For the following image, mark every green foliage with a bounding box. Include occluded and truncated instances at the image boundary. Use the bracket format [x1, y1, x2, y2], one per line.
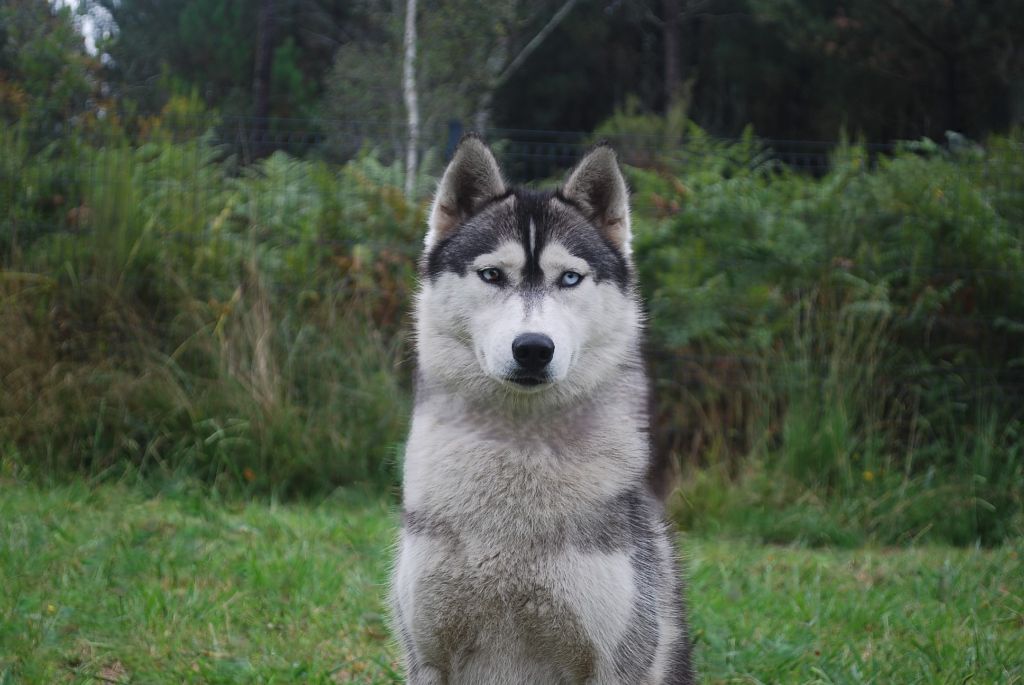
[2, 116, 1023, 544]
[590, 96, 689, 168]
[0, 0, 98, 130]
[98, 0, 344, 119]
[1, 128, 419, 496]
[270, 37, 316, 118]
[633, 127, 1024, 545]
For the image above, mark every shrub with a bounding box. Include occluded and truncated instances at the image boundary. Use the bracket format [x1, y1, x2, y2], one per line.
[3, 118, 1022, 544]
[1, 129, 419, 496]
[632, 128, 1024, 544]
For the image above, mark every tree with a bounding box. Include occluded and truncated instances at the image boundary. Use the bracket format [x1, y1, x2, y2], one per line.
[97, 0, 355, 121]
[494, 0, 1024, 142]
[0, 0, 99, 131]
[321, 0, 404, 161]
[84, 0, 1024, 147]
[323, 0, 583, 150]
[252, 0, 277, 123]
[663, 0, 682, 109]
[469, 0, 582, 130]
[746, 0, 1024, 139]
[402, 0, 419, 198]
[490, 0, 665, 132]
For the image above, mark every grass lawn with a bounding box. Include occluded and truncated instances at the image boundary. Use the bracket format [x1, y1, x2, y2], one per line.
[1, 483, 1021, 684]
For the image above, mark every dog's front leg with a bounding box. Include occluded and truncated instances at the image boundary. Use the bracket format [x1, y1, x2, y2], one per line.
[403, 658, 445, 685]
[392, 597, 448, 684]
[392, 531, 460, 684]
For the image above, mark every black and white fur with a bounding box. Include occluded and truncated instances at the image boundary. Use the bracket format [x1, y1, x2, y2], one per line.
[391, 136, 695, 684]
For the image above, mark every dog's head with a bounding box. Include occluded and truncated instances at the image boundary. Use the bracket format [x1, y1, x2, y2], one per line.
[415, 136, 642, 405]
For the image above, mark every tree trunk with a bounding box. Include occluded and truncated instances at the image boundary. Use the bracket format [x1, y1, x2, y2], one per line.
[664, 0, 681, 109]
[402, 0, 419, 199]
[1011, 76, 1024, 128]
[944, 53, 963, 134]
[474, 91, 493, 134]
[252, 0, 276, 158]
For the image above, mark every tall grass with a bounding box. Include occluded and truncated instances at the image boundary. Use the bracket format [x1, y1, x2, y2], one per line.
[2, 120, 1022, 544]
[1, 125, 418, 495]
[634, 125, 1024, 544]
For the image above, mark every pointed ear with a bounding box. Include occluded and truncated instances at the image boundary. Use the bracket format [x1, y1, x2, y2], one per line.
[561, 145, 632, 253]
[426, 135, 506, 247]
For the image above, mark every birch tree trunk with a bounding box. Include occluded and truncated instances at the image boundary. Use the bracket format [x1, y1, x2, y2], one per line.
[402, 0, 420, 199]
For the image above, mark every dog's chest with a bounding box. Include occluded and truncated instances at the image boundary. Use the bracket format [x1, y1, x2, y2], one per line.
[402, 402, 646, 515]
[399, 522, 635, 671]
[397, 401, 647, 666]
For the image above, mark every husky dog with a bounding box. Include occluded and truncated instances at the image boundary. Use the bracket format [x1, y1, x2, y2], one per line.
[391, 136, 694, 684]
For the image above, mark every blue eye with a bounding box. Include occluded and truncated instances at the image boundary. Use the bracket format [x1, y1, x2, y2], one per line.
[560, 271, 583, 287]
[478, 267, 502, 284]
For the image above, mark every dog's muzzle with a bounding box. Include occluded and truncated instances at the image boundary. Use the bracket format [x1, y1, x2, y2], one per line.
[509, 333, 554, 386]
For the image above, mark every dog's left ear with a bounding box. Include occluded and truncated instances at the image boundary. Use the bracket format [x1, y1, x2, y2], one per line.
[561, 145, 631, 253]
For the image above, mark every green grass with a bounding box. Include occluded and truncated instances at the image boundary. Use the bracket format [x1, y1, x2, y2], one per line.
[1, 483, 1022, 684]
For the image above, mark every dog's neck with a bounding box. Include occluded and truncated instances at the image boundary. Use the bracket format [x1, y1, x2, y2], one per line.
[404, 365, 648, 506]
[403, 352, 654, 518]
[412, 363, 648, 431]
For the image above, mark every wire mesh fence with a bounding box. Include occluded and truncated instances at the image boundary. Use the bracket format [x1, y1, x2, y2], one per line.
[0, 116, 1009, 239]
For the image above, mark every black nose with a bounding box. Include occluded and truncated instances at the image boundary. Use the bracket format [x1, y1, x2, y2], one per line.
[512, 333, 555, 372]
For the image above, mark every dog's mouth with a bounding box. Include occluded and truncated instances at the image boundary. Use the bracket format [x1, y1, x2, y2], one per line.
[505, 374, 551, 388]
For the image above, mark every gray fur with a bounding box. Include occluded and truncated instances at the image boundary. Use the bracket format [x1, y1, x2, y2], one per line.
[392, 139, 695, 684]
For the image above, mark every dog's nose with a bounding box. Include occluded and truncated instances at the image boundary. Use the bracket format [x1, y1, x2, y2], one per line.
[512, 333, 555, 372]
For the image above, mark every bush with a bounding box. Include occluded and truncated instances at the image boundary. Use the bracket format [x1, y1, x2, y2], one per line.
[631, 127, 1024, 544]
[1, 128, 419, 496]
[2, 118, 1022, 544]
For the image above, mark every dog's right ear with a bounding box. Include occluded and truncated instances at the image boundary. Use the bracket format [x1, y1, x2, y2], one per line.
[426, 135, 505, 247]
